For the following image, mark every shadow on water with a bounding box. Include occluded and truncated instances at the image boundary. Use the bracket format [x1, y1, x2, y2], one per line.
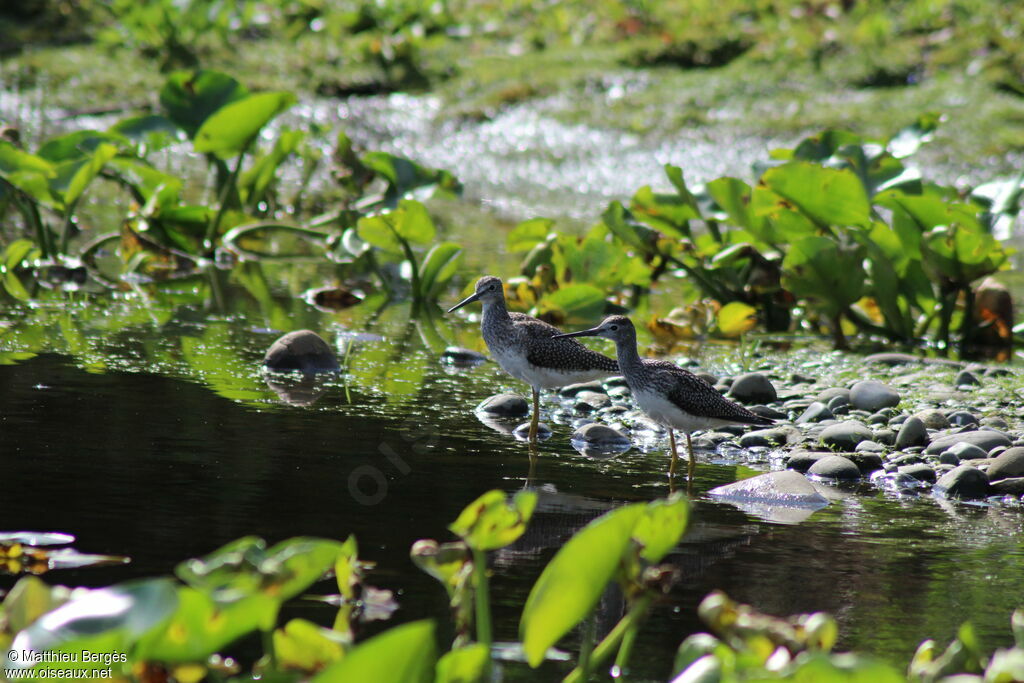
[2, 269, 1024, 679]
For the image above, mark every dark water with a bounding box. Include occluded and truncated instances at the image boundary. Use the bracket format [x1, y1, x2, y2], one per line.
[2, 275, 1024, 680]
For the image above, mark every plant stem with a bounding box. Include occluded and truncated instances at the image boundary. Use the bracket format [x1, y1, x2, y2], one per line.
[261, 627, 276, 669]
[563, 594, 654, 683]
[577, 614, 597, 678]
[959, 284, 975, 355]
[937, 287, 955, 353]
[613, 615, 642, 678]
[205, 147, 249, 250]
[472, 547, 493, 646]
[60, 201, 78, 256]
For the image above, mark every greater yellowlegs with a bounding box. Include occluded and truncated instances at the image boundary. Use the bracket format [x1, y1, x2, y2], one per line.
[554, 315, 772, 480]
[447, 276, 619, 442]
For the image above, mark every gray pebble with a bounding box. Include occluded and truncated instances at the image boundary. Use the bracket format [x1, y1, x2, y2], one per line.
[954, 370, 981, 387]
[873, 429, 897, 446]
[915, 409, 951, 430]
[787, 450, 829, 473]
[727, 373, 777, 404]
[986, 447, 1024, 481]
[574, 391, 611, 413]
[263, 329, 340, 373]
[891, 453, 924, 466]
[820, 421, 873, 451]
[990, 478, 1024, 496]
[817, 388, 851, 404]
[560, 381, 606, 397]
[571, 423, 631, 448]
[944, 442, 988, 461]
[855, 440, 885, 453]
[808, 455, 862, 480]
[845, 452, 885, 474]
[947, 411, 979, 427]
[477, 393, 529, 417]
[924, 430, 1011, 455]
[895, 416, 929, 449]
[850, 380, 901, 412]
[695, 372, 718, 386]
[938, 451, 961, 466]
[898, 463, 937, 483]
[934, 465, 990, 499]
[513, 422, 553, 441]
[796, 402, 834, 424]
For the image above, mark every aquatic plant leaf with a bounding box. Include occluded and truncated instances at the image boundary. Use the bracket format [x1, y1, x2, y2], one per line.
[506, 218, 553, 253]
[239, 129, 304, 207]
[334, 535, 359, 600]
[175, 536, 268, 597]
[706, 177, 763, 233]
[107, 157, 183, 203]
[8, 578, 178, 671]
[1, 576, 71, 634]
[537, 284, 607, 325]
[920, 224, 1009, 286]
[0, 142, 55, 177]
[109, 114, 181, 150]
[410, 540, 471, 598]
[60, 143, 118, 207]
[449, 490, 537, 552]
[633, 494, 689, 563]
[2, 239, 38, 271]
[664, 164, 701, 217]
[781, 236, 866, 317]
[789, 652, 904, 682]
[37, 131, 127, 163]
[361, 152, 461, 206]
[792, 129, 864, 162]
[418, 241, 462, 300]
[716, 301, 758, 338]
[887, 112, 940, 159]
[313, 619, 436, 683]
[194, 91, 298, 159]
[262, 537, 347, 601]
[601, 201, 658, 253]
[763, 162, 871, 227]
[435, 644, 489, 683]
[134, 587, 277, 662]
[520, 504, 646, 667]
[160, 70, 249, 138]
[631, 185, 699, 236]
[274, 618, 346, 673]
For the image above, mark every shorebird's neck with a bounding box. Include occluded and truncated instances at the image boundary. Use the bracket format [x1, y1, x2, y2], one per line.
[614, 337, 646, 383]
[480, 297, 515, 348]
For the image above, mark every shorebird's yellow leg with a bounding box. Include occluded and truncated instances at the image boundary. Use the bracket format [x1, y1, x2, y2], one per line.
[528, 388, 540, 443]
[686, 432, 696, 483]
[668, 429, 679, 478]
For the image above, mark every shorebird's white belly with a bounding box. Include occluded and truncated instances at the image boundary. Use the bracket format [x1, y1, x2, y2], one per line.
[633, 388, 731, 433]
[490, 345, 606, 390]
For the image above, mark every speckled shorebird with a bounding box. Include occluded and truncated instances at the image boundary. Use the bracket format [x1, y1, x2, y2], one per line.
[554, 315, 772, 480]
[447, 276, 619, 442]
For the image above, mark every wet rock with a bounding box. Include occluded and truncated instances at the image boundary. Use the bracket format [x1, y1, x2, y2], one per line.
[477, 393, 529, 417]
[985, 447, 1024, 481]
[855, 440, 885, 453]
[865, 352, 921, 365]
[938, 451, 961, 466]
[796, 402, 833, 424]
[791, 372, 816, 384]
[924, 430, 1011, 456]
[991, 478, 1024, 496]
[571, 423, 631, 449]
[263, 329, 340, 373]
[873, 428, 897, 446]
[895, 416, 929, 449]
[607, 386, 632, 400]
[850, 380, 901, 412]
[631, 416, 666, 434]
[441, 346, 487, 366]
[695, 372, 718, 386]
[948, 411, 979, 427]
[898, 463, 937, 483]
[708, 470, 830, 523]
[604, 376, 629, 388]
[559, 381, 606, 397]
[915, 409, 951, 430]
[727, 373, 777, 404]
[890, 453, 924, 466]
[808, 455, 862, 480]
[817, 387, 851, 405]
[574, 391, 611, 413]
[845, 452, 884, 474]
[954, 370, 981, 387]
[512, 422, 553, 441]
[820, 421, 873, 451]
[982, 416, 1010, 431]
[750, 405, 787, 420]
[944, 442, 988, 461]
[786, 450, 829, 473]
[934, 465, 989, 499]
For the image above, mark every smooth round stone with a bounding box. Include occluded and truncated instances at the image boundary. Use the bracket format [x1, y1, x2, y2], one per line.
[808, 455, 862, 480]
[791, 372, 816, 384]
[441, 346, 487, 366]
[263, 329, 340, 373]
[512, 422, 553, 441]
[935, 463, 956, 474]
[707, 470, 829, 508]
[990, 478, 1024, 496]
[938, 451, 961, 466]
[559, 381, 606, 397]
[888, 413, 910, 426]
[850, 380, 901, 412]
[750, 405, 787, 420]
[944, 441, 988, 461]
[898, 463, 937, 483]
[865, 352, 921, 365]
[727, 373, 777, 404]
[477, 393, 529, 417]
[786, 450, 829, 473]
[947, 411, 979, 427]
[571, 423, 631, 449]
[982, 416, 1009, 430]
[915, 409, 951, 430]
[986, 447, 1024, 481]
[924, 430, 1012, 455]
[695, 372, 718, 386]
[700, 431, 738, 446]
[796, 402, 833, 424]
[934, 465, 990, 499]
[867, 412, 890, 425]
[607, 386, 632, 400]
[817, 387, 851, 405]
[954, 370, 981, 387]
[574, 391, 611, 413]
[604, 404, 629, 416]
[603, 376, 629, 388]
[873, 428, 897, 446]
[830, 403, 850, 416]
[895, 416, 929, 449]
[845, 452, 884, 474]
[738, 428, 782, 448]
[855, 440, 885, 453]
[890, 453, 924, 466]
[631, 416, 666, 434]
[820, 421, 873, 451]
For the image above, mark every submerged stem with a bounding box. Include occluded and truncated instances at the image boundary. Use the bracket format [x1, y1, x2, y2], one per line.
[563, 594, 654, 683]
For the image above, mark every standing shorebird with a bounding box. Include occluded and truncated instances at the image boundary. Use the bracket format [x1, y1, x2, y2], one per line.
[554, 315, 772, 480]
[447, 276, 619, 442]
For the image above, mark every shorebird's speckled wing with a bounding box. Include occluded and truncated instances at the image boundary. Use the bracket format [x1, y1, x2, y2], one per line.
[509, 313, 619, 374]
[644, 360, 773, 425]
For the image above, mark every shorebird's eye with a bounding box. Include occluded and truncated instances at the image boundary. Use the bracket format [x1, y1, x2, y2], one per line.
[609, 325, 618, 331]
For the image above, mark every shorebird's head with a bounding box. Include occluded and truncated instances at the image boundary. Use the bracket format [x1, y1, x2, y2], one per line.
[447, 275, 504, 313]
[553, 315, 636, 344]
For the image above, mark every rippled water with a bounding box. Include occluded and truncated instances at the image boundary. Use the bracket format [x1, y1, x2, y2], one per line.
[3, 272, 1024, 680]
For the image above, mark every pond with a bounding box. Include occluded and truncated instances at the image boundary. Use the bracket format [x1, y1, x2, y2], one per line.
[3, 268, 1024, 680]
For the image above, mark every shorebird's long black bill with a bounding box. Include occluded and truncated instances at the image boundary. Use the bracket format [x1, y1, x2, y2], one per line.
[552, 327, 601, 339]
[447, 291, 481, 313]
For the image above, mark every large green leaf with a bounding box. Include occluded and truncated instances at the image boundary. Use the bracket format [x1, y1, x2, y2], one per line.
[887, 112, 940, 159]
[520, 504, 646, 667]
[507, 218, 554, 253]
[449, 489, 537, 552]
[60, 142, 118, 207]
[37, 130, 127, 163]
[194, 91, 298, 159]
[273, 619, 346, 672]
[631, 185, 699, 236]
[313, 619, 436, 683]
[435, 644, 489, 683]
[781, 235, 866, 316]
[920, 223, 1009, 286]
[418, 242, 462, 300]
[792, 129, 864, 162]
[537, 284, 607, 324]
[239, 128, 304, 207]
[0, 576, 70, 635]
[601, 201, 658, 253]
[361, 151, 461, 206]
[109, 114, 181, 150]
[134, 587, 277, 662]
[706, 177, 763, 233]
[763, 162, 871, 227]
[160, 70, 249, 138]
[633, 494, 689, 563]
